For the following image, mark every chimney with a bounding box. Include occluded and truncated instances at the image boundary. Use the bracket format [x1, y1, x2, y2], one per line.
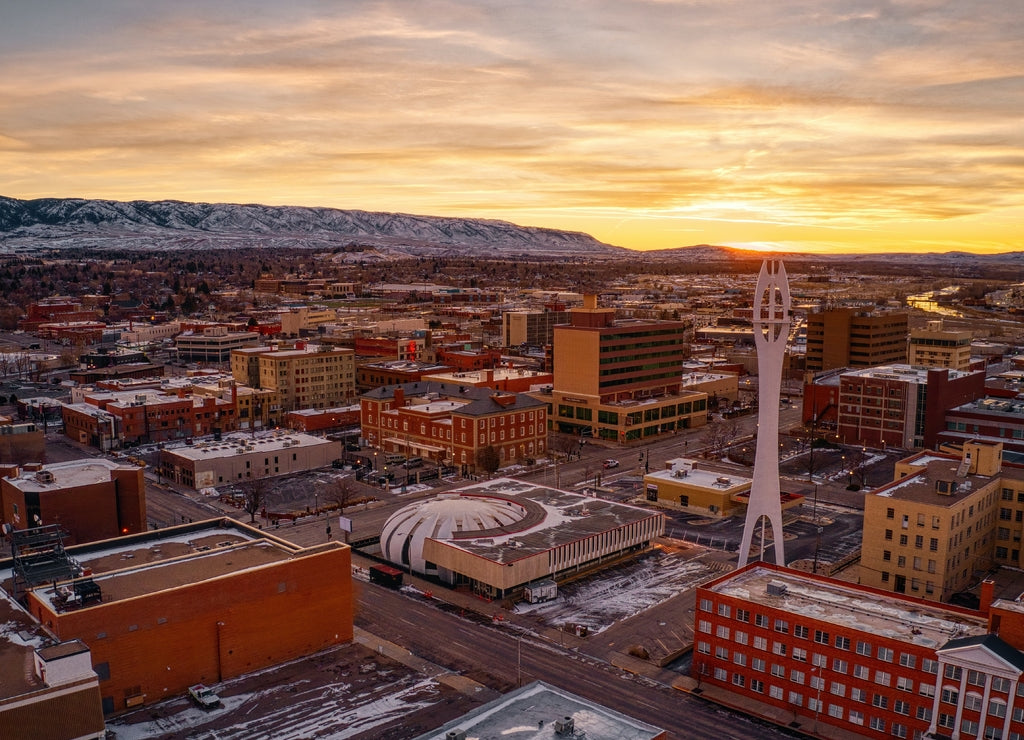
[980, 578, 996, 614]
[486, 369, 494, 384]
[394, 388, 405, 408]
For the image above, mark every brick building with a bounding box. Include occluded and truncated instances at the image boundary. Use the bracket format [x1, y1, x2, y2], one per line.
[694, 562, 1024, 740]
[13, 519, 352, 717]
[62, 386, 236, 448]
[421, 367, 554, 394]
[0, 459, 146, 545]
[835, 365, 985, 449]
[356, 360, 454, 393]
[361, 382, 547, 472]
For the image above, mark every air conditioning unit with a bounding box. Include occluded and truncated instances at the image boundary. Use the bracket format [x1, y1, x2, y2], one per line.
[766, 580, 788, 596]
[554, 716, 575, 735]
[35, 470, 55, 484]
[445, 731, 466, 740]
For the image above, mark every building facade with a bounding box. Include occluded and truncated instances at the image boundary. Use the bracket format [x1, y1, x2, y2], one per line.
[159, 431, 341, 488]
[501, 309, 571, 348]
[230, 342, 356, 412]
[693, 562, 1024, 740]
[836, 365, 986, 449]
[15, 519, 352, 717]
[545, 296, 707, 442]
[361, 382, 547, 471]
[805, 308, 908, 372]
[176, 327, 260, 363]
[910, 321, 973, 371]
[0, 460, 146, 545]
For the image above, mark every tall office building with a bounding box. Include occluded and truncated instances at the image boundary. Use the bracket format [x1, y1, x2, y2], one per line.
[543, 296, 706, 442]
[805, 307, 908, 372]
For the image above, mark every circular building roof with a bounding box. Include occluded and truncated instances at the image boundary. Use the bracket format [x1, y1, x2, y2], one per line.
[380, 493, 529, 575]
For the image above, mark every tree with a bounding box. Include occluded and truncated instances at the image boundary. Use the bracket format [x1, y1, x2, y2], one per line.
[237, 476, 270, 523]
[476, 445, 501, 476]
[318, 476, 357, 514]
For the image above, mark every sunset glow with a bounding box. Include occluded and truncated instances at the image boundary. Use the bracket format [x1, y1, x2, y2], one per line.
[1, 1, 1021, 254]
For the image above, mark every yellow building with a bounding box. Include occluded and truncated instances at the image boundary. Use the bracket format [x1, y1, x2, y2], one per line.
[643, 459, 751, 517]
[279, 306, 338, 337]
[909, 319, 973, 370]
[861, 440, 1002, 602]
[231, 343, 356, 413]
[541, 296, 707, 442]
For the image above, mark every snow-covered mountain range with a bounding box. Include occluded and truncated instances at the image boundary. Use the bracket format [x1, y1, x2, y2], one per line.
[0, 196, 627, 258]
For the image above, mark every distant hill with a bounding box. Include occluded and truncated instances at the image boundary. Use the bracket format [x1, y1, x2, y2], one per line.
[0, 196, 628, 258]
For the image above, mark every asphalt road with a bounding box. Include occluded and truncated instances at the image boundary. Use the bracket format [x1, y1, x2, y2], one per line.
[358, 581, 801, 740]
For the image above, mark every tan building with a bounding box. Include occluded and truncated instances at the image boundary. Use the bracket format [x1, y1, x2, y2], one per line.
[805, 307, 908, 372]
[861, 440, 1002, 601]
[909, 319, 973, 370]
[231, 342, 356, 413]
[159, 431, 341, 488]
[544, 296, 707, 442]
[643, 459, 751, 517]
[379, 478, 664, 599]
[176, 326, 259, 363]
[501, 309, 570, 347]
[681, 371, 739, 405]
[279, 306, 338, 337]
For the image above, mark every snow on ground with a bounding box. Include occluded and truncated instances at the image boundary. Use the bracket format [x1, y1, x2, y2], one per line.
[108, 672, 444, 740]
[513, 550, 713, 633]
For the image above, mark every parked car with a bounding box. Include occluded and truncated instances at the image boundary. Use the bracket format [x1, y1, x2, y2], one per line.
[345, 442, 361, 452]
[188, 683, 220, 710]
[602, 459, 619, 469]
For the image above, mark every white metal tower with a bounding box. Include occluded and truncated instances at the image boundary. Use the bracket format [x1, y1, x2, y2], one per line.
[737, 259, 791, 567]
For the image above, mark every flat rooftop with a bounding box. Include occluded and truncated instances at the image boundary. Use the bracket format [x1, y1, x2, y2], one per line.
[415, 680, 664, 740]
[842, 363, 976, 383]
[646, 458, 750, 492]
[708, 565, 987, 650]
[871, 458, 993, 504]
[4, 458, 138, 492]
[438, 478, 661, 564]
[0, 588, 52, 701]
[164, 430, 333, 461]
[0, 520, 337, 615]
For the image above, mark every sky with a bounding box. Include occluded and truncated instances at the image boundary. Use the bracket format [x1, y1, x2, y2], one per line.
[1, 1, 1022, 254]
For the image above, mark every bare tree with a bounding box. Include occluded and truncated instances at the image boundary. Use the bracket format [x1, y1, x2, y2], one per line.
[237, 476, 269, 523]
[701, 418, 737, 459]
[318, 476, 358, 514]
[476, 445, 501, 475]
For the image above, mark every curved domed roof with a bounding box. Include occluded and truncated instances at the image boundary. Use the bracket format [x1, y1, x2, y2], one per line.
[380, 494, 528, 575]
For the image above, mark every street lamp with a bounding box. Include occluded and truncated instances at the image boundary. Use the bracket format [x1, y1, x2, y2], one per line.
[373, 451, 379, 471]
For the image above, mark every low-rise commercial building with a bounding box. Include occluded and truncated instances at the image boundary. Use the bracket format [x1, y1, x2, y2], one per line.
[380, 478, 664, 599]
[8, 519, 352, 717]
[159, 430, 341, 488]
[1, 459, 146, 545]
[176, 326, 260, 363]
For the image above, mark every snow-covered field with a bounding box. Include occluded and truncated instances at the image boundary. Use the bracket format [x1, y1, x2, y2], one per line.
[513, 549, 714, 633]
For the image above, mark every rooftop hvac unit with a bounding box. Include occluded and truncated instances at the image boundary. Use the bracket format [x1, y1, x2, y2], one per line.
[445, 731, 466, 740]
[35, 470, 55, 484]
[766, 580, 788, 596]
[554, 716, 575, 735]
[673, 468, 688, 478]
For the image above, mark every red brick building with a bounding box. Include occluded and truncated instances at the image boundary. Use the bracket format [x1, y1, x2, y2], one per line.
[361, 382, 547, 471]
[19, 519, 352, 716]
[0, 460, 146, 545]
[62, 386, 237, 448]
[834, 365, 985, 449]
[695, 563, 1024, 740]
[285, 405, 361, 434]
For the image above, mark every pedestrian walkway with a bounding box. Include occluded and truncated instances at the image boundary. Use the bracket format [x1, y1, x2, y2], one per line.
[672, 673, 869, 740]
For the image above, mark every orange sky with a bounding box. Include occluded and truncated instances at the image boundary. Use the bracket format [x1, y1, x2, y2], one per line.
[1, 2, 1022, 254]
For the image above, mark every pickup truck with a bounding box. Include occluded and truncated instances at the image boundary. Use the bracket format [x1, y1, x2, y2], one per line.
[188, 683, 221, 709]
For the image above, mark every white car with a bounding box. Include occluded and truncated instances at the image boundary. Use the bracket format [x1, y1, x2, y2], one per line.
[603, 459, 620, 469]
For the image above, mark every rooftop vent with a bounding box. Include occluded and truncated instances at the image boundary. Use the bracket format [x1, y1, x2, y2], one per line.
[445, 731, 466, 740]
[35, 470, 55, 484]
[554, 716, 576, 735]
[766, 580, 788, 597]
